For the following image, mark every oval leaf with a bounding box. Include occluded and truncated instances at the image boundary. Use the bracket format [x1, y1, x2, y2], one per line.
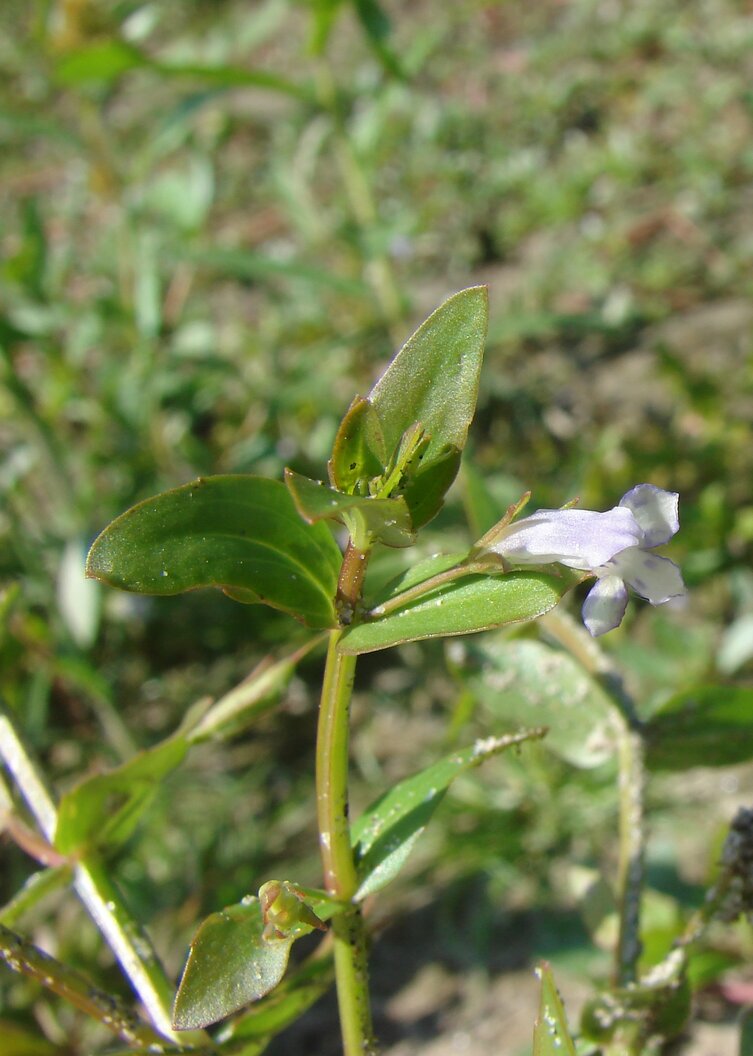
[467, 639, 619, 769]
[645, 685, 753, 771]
[340, 571, 572, 655]
[86, 476, 342, 629]
[369, 286, 488, 464]
[351, 729, 545, 899]
[173, 899, 292, 1030]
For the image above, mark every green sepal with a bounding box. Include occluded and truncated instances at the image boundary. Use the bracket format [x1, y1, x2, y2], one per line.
[328, 396, 386, 494]
[86, 476, 342, 629]
[258, 881, 327, 941]
[54, 734, 188, 856]
[284, 469, 414, 548]
[172, 898, 293, 1030]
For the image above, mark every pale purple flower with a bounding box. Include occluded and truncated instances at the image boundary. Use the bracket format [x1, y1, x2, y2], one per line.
[488, 484, 685, 636]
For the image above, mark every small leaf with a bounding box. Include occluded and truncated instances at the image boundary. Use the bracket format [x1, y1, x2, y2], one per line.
[351, 729, 545, 899]
[645, 686, 753, 771]
[54, 735, 187, 855]
[466, 639, 619, 769]
[285, 469, 413, 547]
[173, 899, 292, 1030]
[369, 286, 487, 465]
[86, 476, 342, 629]
[328, 396, 386, 493]
[400, 443, 461, 530]
[340, 571, 573, 655]
[533, 963, 578, 1056]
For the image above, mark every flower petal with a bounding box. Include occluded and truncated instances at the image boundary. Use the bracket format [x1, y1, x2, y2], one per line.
[601, 548, 685, 605]
[582, 575, 629, 636]
[491, 506, 642, 570]
[619, 484, 679, 548]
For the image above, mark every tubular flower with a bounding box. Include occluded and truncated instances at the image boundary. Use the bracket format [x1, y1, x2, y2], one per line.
[488, 484, 685, 636]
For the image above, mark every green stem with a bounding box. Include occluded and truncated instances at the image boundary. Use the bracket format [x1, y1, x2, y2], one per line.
[0, 922, 167, 1049]
[0, 704, 206, 1046]
[369, 557, 498, 618]
[539, 611, 645, 986]
[316, 633, 375, 1055]
[614, 724, 644, 986]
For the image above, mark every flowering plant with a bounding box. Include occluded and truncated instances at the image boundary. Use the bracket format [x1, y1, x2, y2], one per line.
[3, 288, 752, 1056]
[487, 483, 685, 636]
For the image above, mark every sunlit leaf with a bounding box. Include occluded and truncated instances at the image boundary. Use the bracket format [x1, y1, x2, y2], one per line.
[466, 639, 619, 768]
[285, 469, 413, 547]
[328, 396, 386, 493]
[369, 286, 487, 464]
[86, 476, 342, 629]
[340, 570, 573, 655]
[533, 963, 577, 1056]
[173, 899, 293, 1030]
[351, 729, 545, 899]
[54, 735, 187, 855]
[645, 686, 753, 770]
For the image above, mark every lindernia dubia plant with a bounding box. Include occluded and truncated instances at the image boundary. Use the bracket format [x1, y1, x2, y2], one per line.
[82, 287, 687, 1053]
[13, 285, 742, 1056]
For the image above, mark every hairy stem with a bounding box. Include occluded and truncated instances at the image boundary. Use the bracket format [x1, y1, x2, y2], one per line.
[316, 633, 375, 1055]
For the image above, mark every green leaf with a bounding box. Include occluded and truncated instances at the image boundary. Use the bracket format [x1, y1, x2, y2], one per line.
[54, 735, 187, 855]
[645, 686, 753, 771]
[351, 729, 545, 899]
[328, 396, 386, 493]
[340, 570, 572, 655]
[172, 899, 292, 1030]
[369, 286, 487, 465]
[55, 40, 146, 85]
[86, 476, 342, 629]
[352, 0, 404, 78]
[400, 443, 461, 530]
[55, 41, 309, 100]
[466, 639, 619, 769]
[284, 469, 414, 547]
[533, 963, 578, 1056]
[222, 954, 334, 1042]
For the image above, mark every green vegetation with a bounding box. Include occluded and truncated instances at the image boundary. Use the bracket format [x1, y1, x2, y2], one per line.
[2, 2, 753, 1054]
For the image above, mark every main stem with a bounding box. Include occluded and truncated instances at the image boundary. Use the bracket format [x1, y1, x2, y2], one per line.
[317, 634, 374, 1055]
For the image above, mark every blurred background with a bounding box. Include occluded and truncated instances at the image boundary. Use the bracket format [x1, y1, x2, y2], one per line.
[2, 1, 753, 1053]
